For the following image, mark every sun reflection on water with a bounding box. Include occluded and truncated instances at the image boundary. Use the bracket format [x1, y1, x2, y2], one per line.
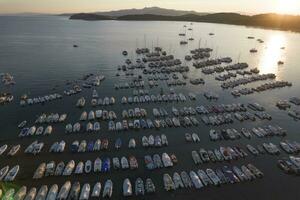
[258, 34, 286, 79]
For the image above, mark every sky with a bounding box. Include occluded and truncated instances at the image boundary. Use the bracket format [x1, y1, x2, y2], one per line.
[0, 0, 299, 15]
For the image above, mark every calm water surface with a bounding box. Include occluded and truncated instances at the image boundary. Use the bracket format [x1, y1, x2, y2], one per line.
[0, 16, 300, 200]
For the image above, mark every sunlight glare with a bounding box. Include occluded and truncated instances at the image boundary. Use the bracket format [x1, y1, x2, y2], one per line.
[276, 0, 298, 14]
[258, 34, 286, 77]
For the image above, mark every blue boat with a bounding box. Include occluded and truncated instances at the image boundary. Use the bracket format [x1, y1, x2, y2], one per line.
[102, 158, 111, 172]
[70, 142, 79, 153]
[222, 165, 240, 183]
[115, 138, 122, 149]
[87, 141, 94, 152]
[140, 119, 148, 129]
[19, 128, 29, 137]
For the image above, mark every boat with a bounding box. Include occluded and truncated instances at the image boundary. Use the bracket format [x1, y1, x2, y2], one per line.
[74, 162, 84, 174]
[135, 178, 144, 196]
[0, 165, 9, 180]
[121, 156, 129, 169]
[206, 168, 221, 186]
[91, 182, 101, 197]
[46, 184, 58, 200]
[24, 187, 36, 200]
[79, 183, 90, 200]
[197, 169, 213, 186]
[173, 172, 184, 189]
[18, 120, 27, 128]
[123, 178, 132, 196]
[76, 97, 85, 108]
[145, 178, 155, 193]
[68, 182, 80, 200]
[128, 138, 136, 148]
[85, 160, 92, 173]
[88, 111, 95, 120]
[8, 145, 21, 156]
[163, 174, 175, 191]
[192, 151, 202, 164]
[4, 165, 19, 181]
[102, 158, 110, 172]
[44, 125, 52, 135]
[115, 138, 122, 149]
[102, 180, 113, 198]
[94, 157, 102, 172]
[190, 171, 203, 189]
[129, 156, 138, 169]
[35, 185, 48, 200]
[33, 163, 46, 179]
[180, 171, 193, 188]
[54, 161, 65, 176]
[14, 186, 27, 200]
[80, 111, 87, 121]
[57, 181, 71, 200]
[63, 160, 75, 176]
[0, 144, 8, 155]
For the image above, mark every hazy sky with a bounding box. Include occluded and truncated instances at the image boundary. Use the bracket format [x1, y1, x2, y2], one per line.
[0, 0, 299, 14]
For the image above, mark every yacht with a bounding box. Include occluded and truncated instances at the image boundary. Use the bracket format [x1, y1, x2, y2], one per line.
[123, 178, 132, 196]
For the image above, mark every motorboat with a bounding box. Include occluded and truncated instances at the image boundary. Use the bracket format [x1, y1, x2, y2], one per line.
[68, 182, 80, 200]
[57, 181, 71, 200]
[24, 187, 36, 200]
[123, 178, 132, 196]
[4, 165, 19, 181]
[102, 180, 113, 198]
[45, 184, 58, 200]
[163, 174, 175, 191]
[35, 185, 48, 200]
[79, 183, 90, 200]
[91, 182, 101, 197]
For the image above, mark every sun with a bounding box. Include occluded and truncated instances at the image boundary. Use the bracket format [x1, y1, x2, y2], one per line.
[276, 0, 298, 14]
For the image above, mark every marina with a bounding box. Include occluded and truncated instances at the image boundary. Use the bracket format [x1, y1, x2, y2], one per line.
[0, 15, 300, 200]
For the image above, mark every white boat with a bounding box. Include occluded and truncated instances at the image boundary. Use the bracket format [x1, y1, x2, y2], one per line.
[59, 114, 67, 122]
[0, 144, 8, 155]
[44, 125, 52, 135]
[78, 140, 87, 152]
[91, 182, 101, 197]
[128, 138, 136, 148]
[35, 126, 44, 135]
[123, 178, 133, 196]
[94, 122, 100, 131]
[163, 174, 175, 191]
[73, 123, 81, 132]
[24, 187, 36, 200]
[4, 165, 19, 181]
[13, 186, 27, 200]
[94, 157, 102, 172]
[86, 122, 93, 132]
[65, 124, 72, 133]
[79, 183, 90, 200]
[0, 165, 9, 180]
[189, 171, 203, 189]
[173, 172, 184, 189]
[88, 111, 95, 120]
[35, 185, 48, 200]
[102, 180, 113, 198]
[18, 120, 27, 128]
[63, 160, 75, 176]
[121, 157, 129, 169]
[95, 110, 102, 118]
[57, 181, 71, 200]
[85, 160, 92, 173]
[93, 140, 101, 151]
[75, 162, 84, 174]
[80, 111, 87, 121]
[27, 126, 36, 136]
[162, 153, 173, 167]
[45, 184, 58, 200]
[206, 168, 221, 186]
